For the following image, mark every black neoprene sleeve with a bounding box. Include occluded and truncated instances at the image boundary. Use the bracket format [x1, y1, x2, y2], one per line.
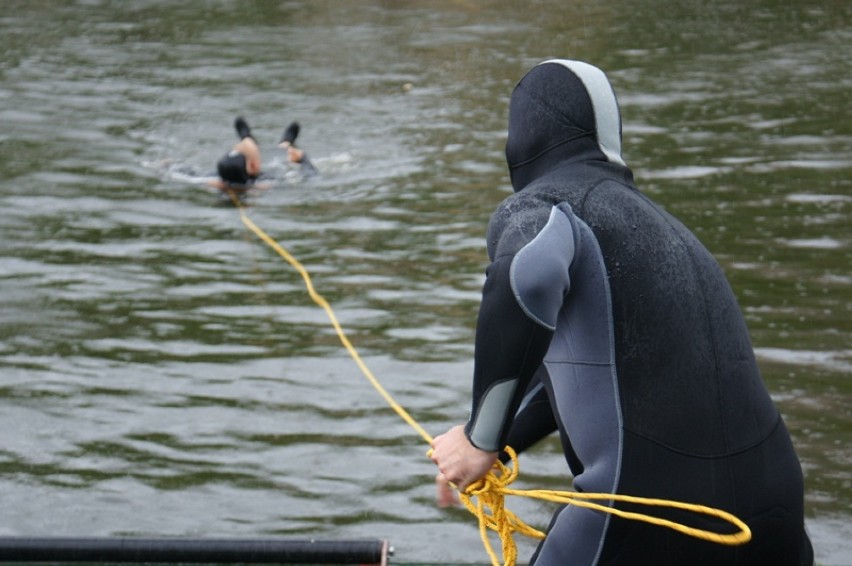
[465, 255, 554, 451]
[503, 377, 558, 459]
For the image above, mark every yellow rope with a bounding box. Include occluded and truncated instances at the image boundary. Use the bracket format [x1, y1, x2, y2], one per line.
[230, 196, 432, 445]
[457, 447, 751, 566]
[228, 195, 752, 566]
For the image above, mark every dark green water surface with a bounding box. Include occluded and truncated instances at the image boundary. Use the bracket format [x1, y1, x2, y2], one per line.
[1, 1, 849, 563]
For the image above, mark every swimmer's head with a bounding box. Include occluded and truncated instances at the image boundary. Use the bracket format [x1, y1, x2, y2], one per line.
[217, 152, 250, 185]
[278, 122, 300, 148]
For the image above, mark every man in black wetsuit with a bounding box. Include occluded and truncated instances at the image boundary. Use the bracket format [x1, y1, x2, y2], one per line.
[429, 59, 813, 565]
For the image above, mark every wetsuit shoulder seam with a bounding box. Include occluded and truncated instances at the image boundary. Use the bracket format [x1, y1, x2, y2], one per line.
[579, 176, 636, 214]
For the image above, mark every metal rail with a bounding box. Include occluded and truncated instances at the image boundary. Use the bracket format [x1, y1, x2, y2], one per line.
[0, 536, 390, 565]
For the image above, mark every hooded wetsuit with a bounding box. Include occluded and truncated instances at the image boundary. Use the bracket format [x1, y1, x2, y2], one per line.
[466, 59, 813, 565]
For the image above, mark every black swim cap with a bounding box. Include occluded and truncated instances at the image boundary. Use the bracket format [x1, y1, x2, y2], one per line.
[279, 122, 300, 145]
[217, 152, 250, 184]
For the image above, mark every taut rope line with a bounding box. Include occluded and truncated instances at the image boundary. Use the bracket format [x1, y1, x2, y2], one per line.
[227, 193, 752, 566]
[229, 195, 432, 445]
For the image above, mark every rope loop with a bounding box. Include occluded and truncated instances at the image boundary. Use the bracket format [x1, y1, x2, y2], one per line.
[456, 447, 751, 566]
[457, 447, 543, 566]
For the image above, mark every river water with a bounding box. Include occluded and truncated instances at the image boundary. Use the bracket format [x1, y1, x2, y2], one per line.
[1, 1, 849, 564]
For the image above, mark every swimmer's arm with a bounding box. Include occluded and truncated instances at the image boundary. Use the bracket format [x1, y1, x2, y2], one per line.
[299, 154, 318, 176]
[287, 146, 319, 176]
[233, 137, 262, 177]
[246, 157, 262, 178]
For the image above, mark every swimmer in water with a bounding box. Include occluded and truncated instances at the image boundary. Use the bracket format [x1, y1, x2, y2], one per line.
[208, 117, 263, 192]
[278, 121, 318, 177]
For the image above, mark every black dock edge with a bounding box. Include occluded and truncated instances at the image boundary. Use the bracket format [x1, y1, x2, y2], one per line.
[0, 537, 391, 565]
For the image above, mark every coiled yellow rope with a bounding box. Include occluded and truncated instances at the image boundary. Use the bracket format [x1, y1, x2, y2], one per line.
[229, 195, 752, 566]
[457, 446, 751, 566]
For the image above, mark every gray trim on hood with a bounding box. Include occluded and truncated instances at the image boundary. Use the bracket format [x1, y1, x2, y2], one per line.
[540, 59, 626, 167]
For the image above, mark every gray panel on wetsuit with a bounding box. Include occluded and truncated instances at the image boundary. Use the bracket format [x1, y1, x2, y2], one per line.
[510, 205, 576, 330]
[539, 210, 624, 566]
[544, 213, 622, 491]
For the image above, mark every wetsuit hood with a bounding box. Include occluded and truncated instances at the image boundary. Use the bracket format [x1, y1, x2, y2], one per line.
[506, 59, 627, 192]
